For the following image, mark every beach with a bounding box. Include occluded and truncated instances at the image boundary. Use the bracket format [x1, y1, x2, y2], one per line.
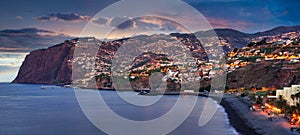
[221, 95, 298, 135]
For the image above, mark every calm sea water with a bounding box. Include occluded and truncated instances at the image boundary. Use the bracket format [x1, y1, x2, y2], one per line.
[0, 83, 238, 135]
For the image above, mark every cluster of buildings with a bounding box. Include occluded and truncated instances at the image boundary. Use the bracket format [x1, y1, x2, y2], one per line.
[251, 32, 300, 44]
[113, 35, 204, 82]
[276, 85, 300, 106]
[72, 30, 300, 90]
[71, 34, 229, 88]
[226, 32, 300, 72]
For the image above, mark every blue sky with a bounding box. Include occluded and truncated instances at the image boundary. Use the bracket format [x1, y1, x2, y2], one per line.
[0, 0, 300, 82]
[2, 0, 300, 36]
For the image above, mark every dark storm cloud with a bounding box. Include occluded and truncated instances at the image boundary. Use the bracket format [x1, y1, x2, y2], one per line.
[36, 13, 91, 22]
[0, 28, 54, 36]
[0, 28, 72, 53]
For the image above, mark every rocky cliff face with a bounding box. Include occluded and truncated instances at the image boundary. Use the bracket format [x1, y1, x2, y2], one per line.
[12, 39, 76, 84]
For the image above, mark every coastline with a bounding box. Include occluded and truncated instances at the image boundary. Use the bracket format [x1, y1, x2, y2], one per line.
[7, 83, 295, 134]
[220, 96, 259, 135]
[220, 95, 298, 135]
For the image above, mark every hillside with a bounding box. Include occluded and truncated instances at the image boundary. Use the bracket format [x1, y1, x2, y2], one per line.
[227, 61, 300, 89]
[12, 26, 300, 91]
[196, 25, 300, 49]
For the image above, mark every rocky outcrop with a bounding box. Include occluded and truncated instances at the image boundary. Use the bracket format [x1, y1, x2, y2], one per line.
[12, 39, 76, 84]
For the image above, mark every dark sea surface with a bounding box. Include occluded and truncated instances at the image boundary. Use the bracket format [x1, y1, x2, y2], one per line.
[0, 83, 238, 135]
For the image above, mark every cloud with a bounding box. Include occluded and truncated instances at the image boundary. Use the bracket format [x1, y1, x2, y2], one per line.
[36, 13, 91, 22]
[116, 19, 135, 30]
[0, 65, 19, 72]
[0, 65, 20, 82]
[92, 16, 136, 30]
[139, 16, 185, 32]
[0, 53, 27, 67]
[0, 28, 72, 82]
[0, 27, 54, 36]
[93, 15, 189, 39]
[0, 47, 29, 52]
[206, 18, 231, 28]
[207, 17, 253, 31]
[109, 16, 135, 29]
[103, 15, 191, 39]
[0, 53, 28, 82]
[92, 17, 109, 25]
[15, 16, 23, 20]
[91, 15, 185, 32]
[0, 66, 19, 82]
[0, 27, 72, 53]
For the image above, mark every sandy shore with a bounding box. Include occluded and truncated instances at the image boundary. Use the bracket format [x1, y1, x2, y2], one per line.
[221, 95, 298, 135]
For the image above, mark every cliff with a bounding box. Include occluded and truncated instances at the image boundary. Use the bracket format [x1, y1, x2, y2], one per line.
[12, 39, 76, 84]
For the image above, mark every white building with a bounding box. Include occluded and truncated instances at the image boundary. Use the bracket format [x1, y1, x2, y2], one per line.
[276, 85, 300, 106]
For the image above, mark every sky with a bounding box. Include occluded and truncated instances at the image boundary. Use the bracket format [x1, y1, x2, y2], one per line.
[1, 0, 300, 82]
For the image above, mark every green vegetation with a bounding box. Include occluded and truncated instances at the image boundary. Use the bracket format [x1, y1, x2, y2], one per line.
[237, 56, 264, 62]
[260, 47, 275, 54]
[131, 59, 150, 69]
[247, 38, 267, 47]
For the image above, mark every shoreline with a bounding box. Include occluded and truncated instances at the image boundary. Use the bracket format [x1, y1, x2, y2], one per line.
[220, 96, 259, 135]
[35, 85, 261, 134]
[220, 95, 297, 135]
[9, 83, 294, 134]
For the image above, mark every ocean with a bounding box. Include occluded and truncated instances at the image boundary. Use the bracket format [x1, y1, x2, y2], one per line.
[0, 83, 238, 135]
